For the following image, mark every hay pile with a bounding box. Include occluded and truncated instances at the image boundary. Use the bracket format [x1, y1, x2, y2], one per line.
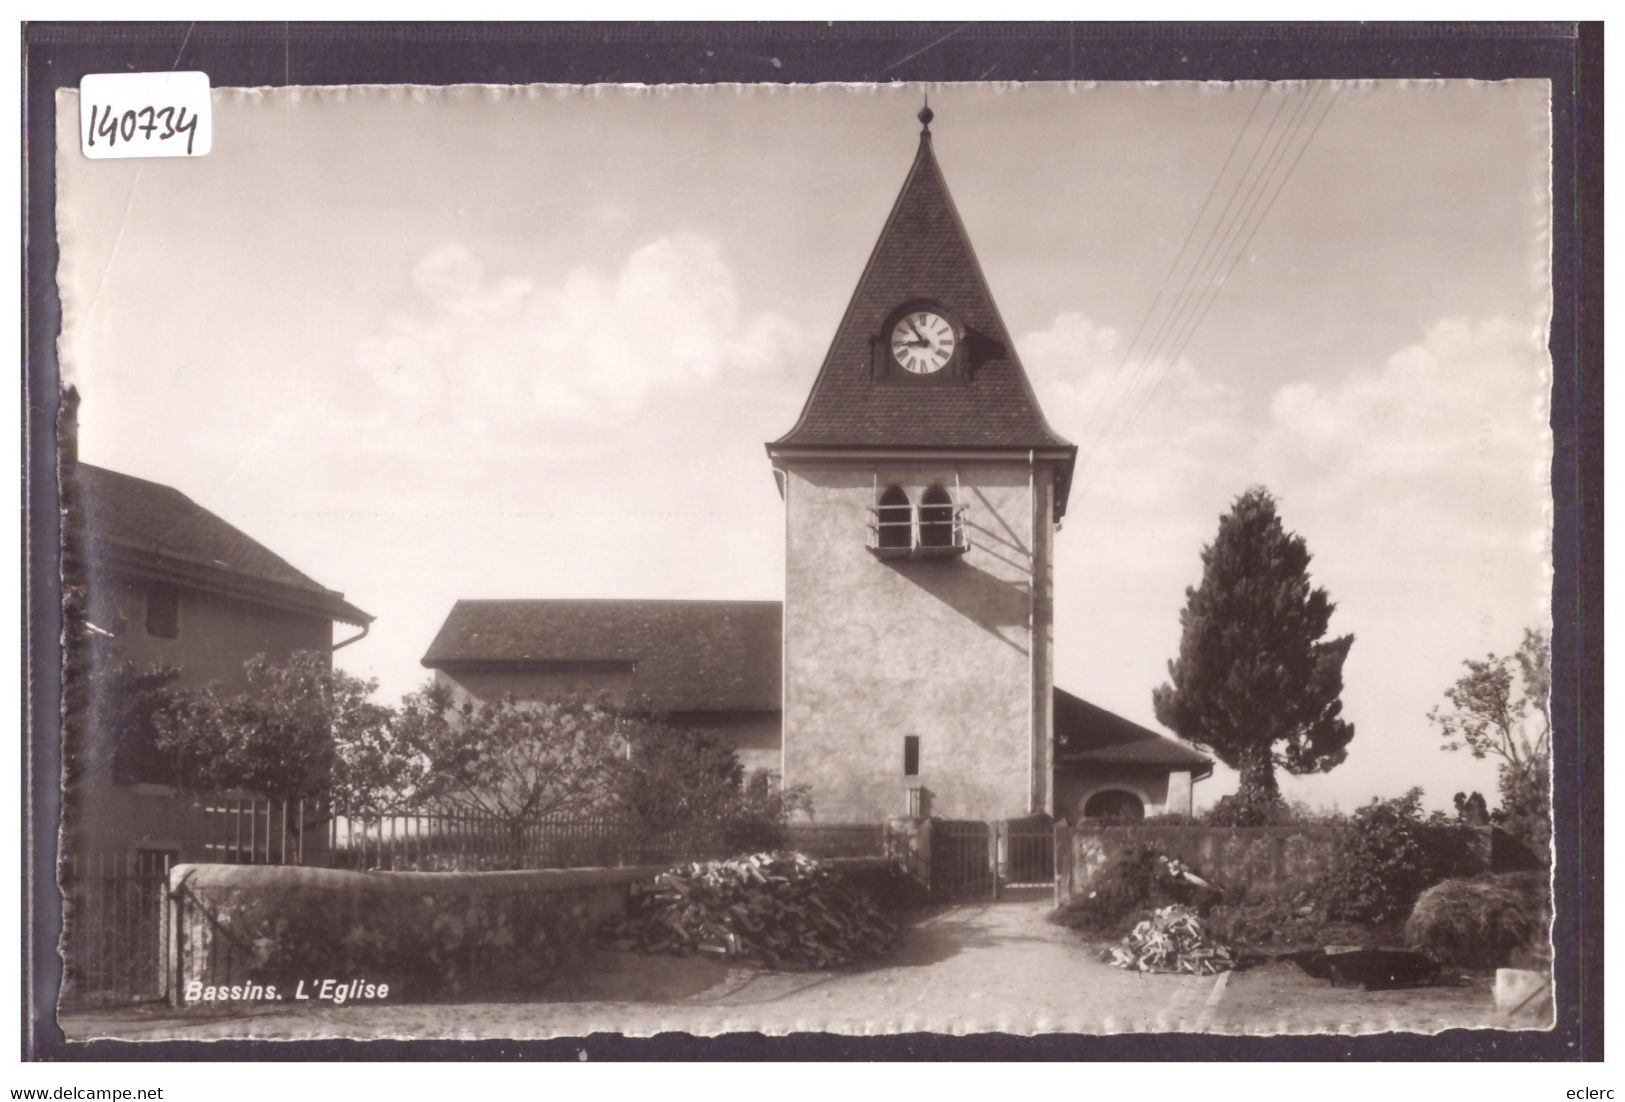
[1102, 904, 1237, 975]
[602, 852, 899, 969]
[1403, 872, 1549, 968]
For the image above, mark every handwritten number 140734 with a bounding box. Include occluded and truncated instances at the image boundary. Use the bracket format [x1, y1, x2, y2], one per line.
[86, 102, 201, 156]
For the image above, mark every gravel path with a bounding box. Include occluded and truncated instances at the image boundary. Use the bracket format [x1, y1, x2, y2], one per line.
[61, 902, 1514, 1042]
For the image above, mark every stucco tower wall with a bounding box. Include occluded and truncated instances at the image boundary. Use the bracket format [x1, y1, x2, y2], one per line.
[782, 459, 1057, 822]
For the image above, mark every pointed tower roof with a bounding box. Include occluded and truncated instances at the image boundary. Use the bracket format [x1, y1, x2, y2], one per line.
[771, 106, 1076, 491]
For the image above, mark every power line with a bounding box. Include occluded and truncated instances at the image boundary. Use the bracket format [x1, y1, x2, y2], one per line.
[1073, 83, 1306, 484]
[1124, 82, 1324, 400]
[1073, 82, 1339, 500]
[1071, 84, 1269, 450]
[1161, 85, 1340, 377]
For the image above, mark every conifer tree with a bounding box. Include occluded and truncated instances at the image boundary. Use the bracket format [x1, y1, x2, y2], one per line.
[1152, 487, 1355, 820]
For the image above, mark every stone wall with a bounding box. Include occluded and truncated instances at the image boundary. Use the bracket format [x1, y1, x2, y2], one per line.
[1055, 824, 1494, 906]
[166, 855, 915, 1007]
[167, 862, 661, 1006]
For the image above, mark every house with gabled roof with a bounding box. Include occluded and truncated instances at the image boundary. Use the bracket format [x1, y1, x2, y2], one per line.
[425, 105, 1210, 824]
[61, 388, 372, 869]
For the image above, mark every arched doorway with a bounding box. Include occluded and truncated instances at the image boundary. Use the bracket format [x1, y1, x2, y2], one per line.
[1081, 789, 1146, 822]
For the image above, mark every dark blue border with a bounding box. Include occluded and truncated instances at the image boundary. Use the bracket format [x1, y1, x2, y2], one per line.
[22, 20, 1602, 1062]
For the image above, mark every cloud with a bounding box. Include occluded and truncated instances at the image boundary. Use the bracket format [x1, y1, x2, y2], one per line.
[1022, 312, 1248, 559]
[353, 235, 802, 434]
[1263, 317, 1550, 544]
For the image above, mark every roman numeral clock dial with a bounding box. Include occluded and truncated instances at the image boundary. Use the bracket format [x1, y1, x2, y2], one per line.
[890, 310, 956, 374]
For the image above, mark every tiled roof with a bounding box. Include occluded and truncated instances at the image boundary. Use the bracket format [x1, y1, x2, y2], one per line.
[67, 462, 372, 626]
[772, 125, 1075, 461]
[421, 599, 782, 713]
[1053, 688, 1213, 770]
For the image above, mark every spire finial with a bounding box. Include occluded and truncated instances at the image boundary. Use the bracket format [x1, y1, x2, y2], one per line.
[918, 92, 933, 133]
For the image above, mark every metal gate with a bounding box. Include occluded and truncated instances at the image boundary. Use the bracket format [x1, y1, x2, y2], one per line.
[59, 857, 171, 1006]
[932, 820, 994, 899]
[928, 819, 1056, 899]
[1001, 818, 1056, 889]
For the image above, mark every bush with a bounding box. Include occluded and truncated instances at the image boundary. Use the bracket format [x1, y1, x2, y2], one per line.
[1051, 843, 1218, 935]
[1202, 895, 1320, 950]
[1198, 795, 1327, 827]
[1200, 790, 1291, 827]
[1319, 788, 1444, 925]
[1404, 872, 1550, 969]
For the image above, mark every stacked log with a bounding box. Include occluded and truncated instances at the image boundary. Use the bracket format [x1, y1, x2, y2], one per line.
[602, 852, 899, 969]
[1103, 904, 1236, 975]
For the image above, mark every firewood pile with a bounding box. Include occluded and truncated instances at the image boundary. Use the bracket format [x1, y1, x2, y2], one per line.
[1102, 904, 1237, 975]
[602, 852, 899, 969]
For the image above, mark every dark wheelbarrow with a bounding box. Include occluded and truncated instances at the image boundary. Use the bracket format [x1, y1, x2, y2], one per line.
[1278, 946, 1440, 990]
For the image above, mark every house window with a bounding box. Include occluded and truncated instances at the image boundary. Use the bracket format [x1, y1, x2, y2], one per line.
[144, 585, 178, 638]
[875, 485, 913, 549]
[903, 735, 920, 777]
[919, 485, 956, 548]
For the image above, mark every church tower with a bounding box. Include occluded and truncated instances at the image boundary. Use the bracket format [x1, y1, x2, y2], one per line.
[767, 105, 1077, 822]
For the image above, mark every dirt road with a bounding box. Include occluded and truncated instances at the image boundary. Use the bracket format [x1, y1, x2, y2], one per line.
[62, 902, 1514, 1042]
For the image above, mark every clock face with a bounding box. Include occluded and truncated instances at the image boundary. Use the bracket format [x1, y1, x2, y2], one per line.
[890, 310, 957, 374]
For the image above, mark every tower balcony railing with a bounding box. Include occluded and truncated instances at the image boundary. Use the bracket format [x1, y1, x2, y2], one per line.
[866, 504, 970, 559]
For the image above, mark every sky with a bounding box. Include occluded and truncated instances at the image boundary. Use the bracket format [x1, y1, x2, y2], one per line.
[56, 80, 1553, 813]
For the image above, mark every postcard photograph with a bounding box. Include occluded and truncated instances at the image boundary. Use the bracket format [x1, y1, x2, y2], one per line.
[49, 75, 1558, 1043]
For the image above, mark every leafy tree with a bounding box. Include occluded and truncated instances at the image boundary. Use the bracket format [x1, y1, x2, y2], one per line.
[153, 650, 395, 813]
[59, 579, 185, 863]
[1429, 628, 1552, 859]
[621, 721, 746, 826]
[390, 687, 629, 850]
[621, 720, 812, 851]
[60, 612, 184, 787]
[1152, 487, 1355, 821]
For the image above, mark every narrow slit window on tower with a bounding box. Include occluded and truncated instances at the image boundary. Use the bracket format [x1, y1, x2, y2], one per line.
[876, 485, 913, 550]
[145, 585, 179, 639]
[918, 484, 956, 548]
[903, 735, 920, 777]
